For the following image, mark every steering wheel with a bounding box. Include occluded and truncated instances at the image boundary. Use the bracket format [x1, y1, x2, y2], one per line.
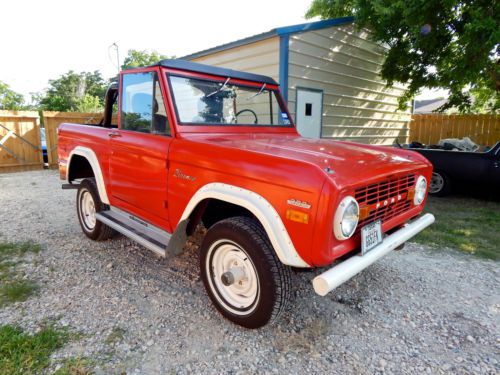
[235, 109, 258, 124]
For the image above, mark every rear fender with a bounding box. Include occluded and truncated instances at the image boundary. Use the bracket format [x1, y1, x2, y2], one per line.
[67, 146, 109, 204]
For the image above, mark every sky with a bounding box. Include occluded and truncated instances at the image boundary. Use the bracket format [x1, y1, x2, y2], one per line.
[1, 0, 443, 102]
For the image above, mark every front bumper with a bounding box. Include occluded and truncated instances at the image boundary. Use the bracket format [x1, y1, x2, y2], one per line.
[313, 213, 435, 296]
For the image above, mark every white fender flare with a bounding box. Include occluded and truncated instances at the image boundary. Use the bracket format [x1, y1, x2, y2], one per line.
[67, 146, 110, 204]
[179, 183, 310, 268]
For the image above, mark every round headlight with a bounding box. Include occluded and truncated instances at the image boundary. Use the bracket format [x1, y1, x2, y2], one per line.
[333, 196, 359, 240]
[414, 175, 427, 205]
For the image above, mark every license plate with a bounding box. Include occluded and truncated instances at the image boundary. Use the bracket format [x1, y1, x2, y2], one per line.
[361, 220, 382, 255]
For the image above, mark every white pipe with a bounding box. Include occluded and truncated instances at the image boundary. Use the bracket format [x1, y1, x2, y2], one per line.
[313, 213, 435, 296]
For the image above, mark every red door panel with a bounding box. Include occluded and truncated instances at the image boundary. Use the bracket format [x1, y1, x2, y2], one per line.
[109, 131, 171, 229]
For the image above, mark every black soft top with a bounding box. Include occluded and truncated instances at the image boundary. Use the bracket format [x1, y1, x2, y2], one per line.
[152, 59, 278, 85]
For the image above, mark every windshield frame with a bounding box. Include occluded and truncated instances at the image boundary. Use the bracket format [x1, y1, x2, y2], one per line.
[165, 71, 295, 130]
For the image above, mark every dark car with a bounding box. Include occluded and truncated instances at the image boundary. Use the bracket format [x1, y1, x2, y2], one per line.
[408, 141, 500, 196]
[40, 128, 48, 164]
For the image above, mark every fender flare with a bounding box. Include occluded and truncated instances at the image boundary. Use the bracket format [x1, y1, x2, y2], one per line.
[179, 183, 310, 268]
[67, 146, 110, 204]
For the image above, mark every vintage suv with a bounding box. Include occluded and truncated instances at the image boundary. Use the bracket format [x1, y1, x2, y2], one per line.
[58, 60, 434, 328]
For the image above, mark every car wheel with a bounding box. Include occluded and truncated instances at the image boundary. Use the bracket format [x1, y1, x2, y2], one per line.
[429, 171, 451, 196]
[76, 178, 116, 240]
[200, 216, 291, 329]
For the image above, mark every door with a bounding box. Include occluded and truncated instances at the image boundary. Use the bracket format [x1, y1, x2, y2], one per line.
[109, 70, 173, 229]
[296, 88, 323, 138]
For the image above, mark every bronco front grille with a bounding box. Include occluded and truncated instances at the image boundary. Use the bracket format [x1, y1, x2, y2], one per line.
[355, 174, 416, 230]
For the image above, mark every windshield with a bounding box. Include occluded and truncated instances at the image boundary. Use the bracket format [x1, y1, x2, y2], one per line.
[169, 75, 291, 126]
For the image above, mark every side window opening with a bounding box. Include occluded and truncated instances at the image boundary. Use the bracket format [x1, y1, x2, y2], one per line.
[152, 76, 170, 136]
[121, 72, 170, 136]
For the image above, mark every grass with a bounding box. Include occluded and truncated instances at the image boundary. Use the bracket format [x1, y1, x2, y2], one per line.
[0, 241, 41, 259]
[0, 325, 69, 375]
[0, 243, 94, 374]
[0, 241, 41, 307]
[414, 196, 500, 260]
[0, 325, 93, 375]
[0, 281, 39, 306]
[104, 326, 126, 346]
[53, 357, 94, 375]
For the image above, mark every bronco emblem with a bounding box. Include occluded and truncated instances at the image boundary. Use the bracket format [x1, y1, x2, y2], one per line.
[174, 169, 196, 181]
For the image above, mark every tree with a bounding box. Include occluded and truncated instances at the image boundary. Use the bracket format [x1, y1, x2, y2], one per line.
[306, 0, 499, 113]
[121, 49, 171, 70]
[75, 94, 103, 113]
[0, 81, 24, 110]
[35, 71, 107, 112]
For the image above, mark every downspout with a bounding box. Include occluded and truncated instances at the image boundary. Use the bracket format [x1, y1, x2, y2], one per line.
[279, 35, 289, 103]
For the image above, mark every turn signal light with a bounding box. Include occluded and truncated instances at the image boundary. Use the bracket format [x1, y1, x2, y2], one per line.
[359, 205, 370, 220]
[407, 189, 415, 201]
[286, 209, 309, 224]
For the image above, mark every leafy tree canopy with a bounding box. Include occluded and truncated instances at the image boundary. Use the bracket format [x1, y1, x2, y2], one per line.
[306, 0, 499, 113]
[0, 81, 25, 110]
[34, 71, 107, 112]
[121, 49, 171, 70]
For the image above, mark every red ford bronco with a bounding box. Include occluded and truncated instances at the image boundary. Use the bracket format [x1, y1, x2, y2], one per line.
[58, 60, 434, 328]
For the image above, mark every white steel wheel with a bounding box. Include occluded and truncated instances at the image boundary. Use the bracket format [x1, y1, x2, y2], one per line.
[79, 190, 96, 231]
[76, 178, 116, 241]
[429, 172, 444, 194]
[200, 216, 292, 329]
[206, 240, 260, 315]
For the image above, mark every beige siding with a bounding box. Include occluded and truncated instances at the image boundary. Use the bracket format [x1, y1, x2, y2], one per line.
[288, 24, 410, 144]
[191, 37, 280, 82]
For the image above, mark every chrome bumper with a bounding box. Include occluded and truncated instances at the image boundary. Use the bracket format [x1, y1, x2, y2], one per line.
[313, 213, 435, 296]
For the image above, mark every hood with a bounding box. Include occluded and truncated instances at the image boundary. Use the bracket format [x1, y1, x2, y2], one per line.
[182, 133, 431, 188]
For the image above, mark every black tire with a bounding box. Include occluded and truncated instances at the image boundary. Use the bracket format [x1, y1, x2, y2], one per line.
[76, 178, 116, 241]
[429, 171, 452, 197]
[200, 216, 291, 329]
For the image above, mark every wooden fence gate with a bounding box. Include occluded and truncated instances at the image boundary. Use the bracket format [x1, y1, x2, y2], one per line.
[0, 110, 43, 172]
[0, 111, 104, 173]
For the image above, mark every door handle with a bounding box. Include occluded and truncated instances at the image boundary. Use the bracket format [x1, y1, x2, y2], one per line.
[108, 131, 121, 138]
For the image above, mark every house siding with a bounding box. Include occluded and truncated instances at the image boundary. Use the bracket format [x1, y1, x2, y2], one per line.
[191, 37, 280, 82]
[287, 24, 410, 144]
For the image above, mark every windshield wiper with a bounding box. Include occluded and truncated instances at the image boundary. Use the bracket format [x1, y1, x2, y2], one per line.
[206, 77, 230, 98]
[246, 83, 266, 100]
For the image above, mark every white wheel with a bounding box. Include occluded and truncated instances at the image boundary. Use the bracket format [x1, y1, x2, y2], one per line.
[206, 239, 260, 315]
[76, 178, 116, 240]
[79, 190, 96, 231]
[429, 172, 444, 194]
[200, 217, 291, 328]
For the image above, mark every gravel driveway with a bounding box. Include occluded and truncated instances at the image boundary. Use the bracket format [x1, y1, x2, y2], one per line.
[0, 170, 498, 374]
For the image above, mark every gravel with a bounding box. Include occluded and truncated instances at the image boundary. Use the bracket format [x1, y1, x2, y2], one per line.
[0, 169, 499, 374]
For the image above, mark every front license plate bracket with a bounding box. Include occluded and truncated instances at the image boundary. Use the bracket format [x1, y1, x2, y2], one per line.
[361, 220, 383, 255]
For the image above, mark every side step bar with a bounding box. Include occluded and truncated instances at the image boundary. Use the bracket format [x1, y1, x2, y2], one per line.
[95, 207, 171, 257]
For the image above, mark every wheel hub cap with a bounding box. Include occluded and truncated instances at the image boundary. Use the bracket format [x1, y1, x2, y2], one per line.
[207, 240, 259, 314]
[430, 173, 444, 193]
